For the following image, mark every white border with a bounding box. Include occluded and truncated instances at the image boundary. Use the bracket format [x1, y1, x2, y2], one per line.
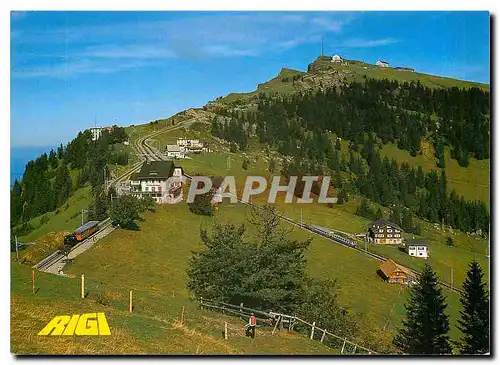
[3, 2, 496, 364]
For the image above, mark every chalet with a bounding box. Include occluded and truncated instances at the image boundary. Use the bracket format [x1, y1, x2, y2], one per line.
[378, 259, 418, 285]
[405, 238, 429, 259]
[165, 144, 185, 159]
[129, 160, 183, 204]
[395, 66, 415, 72]
[376, 60, 390, 68]
[366, 219, 403, 245]
[331, 54, 343, 63]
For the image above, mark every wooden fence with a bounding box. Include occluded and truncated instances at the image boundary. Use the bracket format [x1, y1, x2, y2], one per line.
[198, 298, 378, 355]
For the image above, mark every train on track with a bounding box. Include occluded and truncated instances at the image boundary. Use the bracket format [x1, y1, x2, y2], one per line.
[306, 224, 357, 248]
[63, 221, 100, 247]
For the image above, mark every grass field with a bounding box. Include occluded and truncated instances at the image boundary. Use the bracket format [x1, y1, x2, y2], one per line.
[12, 261, 337, 355]
[58, 199, 466, 349]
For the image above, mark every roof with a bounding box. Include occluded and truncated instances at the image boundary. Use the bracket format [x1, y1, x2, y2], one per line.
[379, 259, 413, 278]
[136, 160, 175, 180]
[371, 219, 402, 231]
[166, 144, 181, 152]
[377, 60, 389, 64]
[405, 238, 428, 247]
[74, 221, 100, 234]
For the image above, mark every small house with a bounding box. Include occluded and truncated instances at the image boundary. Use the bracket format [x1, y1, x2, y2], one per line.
[366, 219, 403, 245]
[331, 54, 343, 63]
[376, 60, 390, 68]
[405, 238, 429, 259]
[166, 145, 184, 159]
[378, 259, 417, 285]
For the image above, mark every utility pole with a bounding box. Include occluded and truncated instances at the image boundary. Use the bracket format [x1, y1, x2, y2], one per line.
[15, 236, 19, 261]
[450, 267, 454, 291]
[103, 167, 107, 191]
[14, 237, 34, 260]
[81, 209, 88, 226]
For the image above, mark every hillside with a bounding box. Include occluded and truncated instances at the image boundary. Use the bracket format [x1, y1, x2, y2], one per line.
[208, 55, 489, 110]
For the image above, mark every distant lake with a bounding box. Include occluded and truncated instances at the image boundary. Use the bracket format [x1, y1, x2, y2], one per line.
[10, 146, 55, 188]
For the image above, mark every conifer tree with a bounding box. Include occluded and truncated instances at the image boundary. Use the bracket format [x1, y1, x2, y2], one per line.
[457, 261, 490, 354]
[394, 263, 452, 354]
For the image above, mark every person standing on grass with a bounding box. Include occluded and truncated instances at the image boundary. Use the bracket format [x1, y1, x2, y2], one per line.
[247, 313, 257, 338]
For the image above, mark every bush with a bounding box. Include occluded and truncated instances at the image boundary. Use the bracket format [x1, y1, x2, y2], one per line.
[95, 293, 109, 306]
[188, 191, 214, 216]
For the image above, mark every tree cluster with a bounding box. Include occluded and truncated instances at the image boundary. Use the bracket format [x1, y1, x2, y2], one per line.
[394, 261, 489, 355]
[187, 205, 357, 338]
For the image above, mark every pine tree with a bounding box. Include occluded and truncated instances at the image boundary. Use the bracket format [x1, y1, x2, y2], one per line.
[457, 261, 490, 354]
[394, 263, 452, 354]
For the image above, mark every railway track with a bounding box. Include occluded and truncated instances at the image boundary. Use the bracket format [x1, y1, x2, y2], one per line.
[34, 219, 113, 271]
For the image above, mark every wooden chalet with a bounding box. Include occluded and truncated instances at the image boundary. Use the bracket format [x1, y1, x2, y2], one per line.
[378, 259, 417, 285]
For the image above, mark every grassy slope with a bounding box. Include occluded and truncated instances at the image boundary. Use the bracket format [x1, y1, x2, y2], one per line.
[62, 200, 465, 347]
[11, 223, 338, 355]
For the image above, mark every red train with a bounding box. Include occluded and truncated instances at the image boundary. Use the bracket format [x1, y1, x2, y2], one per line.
[64, 221, 100, 247]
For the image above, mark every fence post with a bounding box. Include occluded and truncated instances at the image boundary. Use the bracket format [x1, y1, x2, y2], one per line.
[310, 321, 316, 340]
[81, 274, 85, 299]
[341, 337, 347, 354]
[272, 315, 281, 335]
[320, 328, 326, 343]
[224, 321, 228, 340]
[181, 306, 185, 325]
[32, 270, 35, 295]
[129, 290, 133, 313]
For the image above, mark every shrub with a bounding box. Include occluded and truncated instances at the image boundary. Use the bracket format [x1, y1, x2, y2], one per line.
[95, 293, 109, 306]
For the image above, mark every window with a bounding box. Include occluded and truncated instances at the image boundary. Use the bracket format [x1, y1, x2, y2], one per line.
[394, 234, 400, 237]
[394, 230, 400, 233]
[417, 247, 425, 250]
[379, 229, 384, 233]
[152, 187, 156, 192]
[387, 234, 393, 238]
[387, 229, 393, 233]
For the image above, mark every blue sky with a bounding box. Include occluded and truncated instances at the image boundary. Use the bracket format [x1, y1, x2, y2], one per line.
[11, 11, 490, 147]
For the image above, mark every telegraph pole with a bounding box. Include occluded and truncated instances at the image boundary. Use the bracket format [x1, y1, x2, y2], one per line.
[450, 267, 454, 291]
[15, 236, 19, 261]
[82, 209, 88, 226]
